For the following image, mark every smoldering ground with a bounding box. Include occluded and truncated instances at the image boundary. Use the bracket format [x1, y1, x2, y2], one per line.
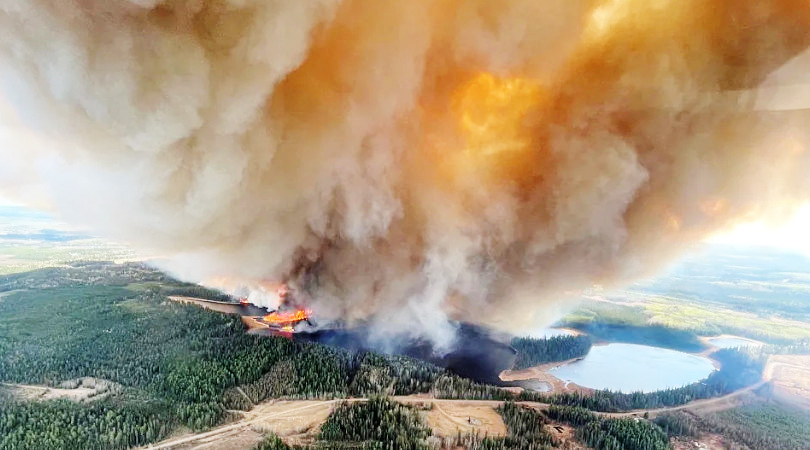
[2, 0, 810, 346]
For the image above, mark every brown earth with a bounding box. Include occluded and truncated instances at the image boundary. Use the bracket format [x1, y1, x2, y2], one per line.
[168, 296, 243, 315]
[2, 377, 120, 403]
[498, 358, 593, 395]
[142, 382, 769, 450]
[421, 400, 506, 438]
[671, 433, 726, 450]
[764, 354, 810, 410]
[546, 423, 589, 450]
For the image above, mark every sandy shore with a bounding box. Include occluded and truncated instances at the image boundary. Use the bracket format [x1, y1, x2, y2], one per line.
[499, 357, 592, 395]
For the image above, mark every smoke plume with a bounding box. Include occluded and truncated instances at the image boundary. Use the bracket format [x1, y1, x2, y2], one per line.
[2, 0, 810, 344]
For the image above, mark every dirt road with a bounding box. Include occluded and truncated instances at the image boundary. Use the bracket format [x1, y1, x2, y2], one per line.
[603, 381, 766, 418]
[142, 382, 768, 450]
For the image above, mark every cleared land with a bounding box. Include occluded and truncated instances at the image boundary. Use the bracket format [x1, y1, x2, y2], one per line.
[143, 383, 770, 450]
[2, 377, 119, 403]
[764, 354, 810, 410]
[422, 400, 506, 438]
[141, 397, 516, 450]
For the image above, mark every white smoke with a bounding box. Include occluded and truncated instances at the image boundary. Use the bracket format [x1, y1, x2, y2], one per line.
[1, 0, 810, 346]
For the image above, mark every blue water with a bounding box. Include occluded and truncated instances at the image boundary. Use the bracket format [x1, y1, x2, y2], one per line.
[549, 343, 715, 393]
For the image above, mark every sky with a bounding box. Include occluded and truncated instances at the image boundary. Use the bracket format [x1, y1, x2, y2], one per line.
[708, 204, 810, 255]
[2, 190, 809, 254]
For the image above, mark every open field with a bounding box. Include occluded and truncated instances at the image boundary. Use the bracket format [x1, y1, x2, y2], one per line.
[422, 400, 506, 438]
[566, 295, 810, 343]
[168, 296, 242, 315]
[764, 354, 810, 410]
[143, 383, 771, 450]
[167, 297, 270, 331]
[0, 241, 137, 276]
[2, 377, 120, 403]
[141, 397, 517, 450]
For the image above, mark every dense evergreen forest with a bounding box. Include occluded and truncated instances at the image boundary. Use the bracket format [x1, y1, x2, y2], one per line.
[546, 405, 669, 450]
[521, 348, 765, 412]
[495, 401, 556, 449]
[655, 401, 810, 450]
[0, 264, 507, 448]
[511, 336, 592, 370]
[558, 320, 705, 353]
[318, 398, 431, 449]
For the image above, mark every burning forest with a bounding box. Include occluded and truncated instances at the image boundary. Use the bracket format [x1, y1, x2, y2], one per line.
[2, 0, 810, 345]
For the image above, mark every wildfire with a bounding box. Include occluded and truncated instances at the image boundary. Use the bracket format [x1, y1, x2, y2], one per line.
[263, 308, 312, 326]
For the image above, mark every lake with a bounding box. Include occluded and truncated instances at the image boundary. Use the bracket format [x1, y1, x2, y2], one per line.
[549, 343, 716, 393]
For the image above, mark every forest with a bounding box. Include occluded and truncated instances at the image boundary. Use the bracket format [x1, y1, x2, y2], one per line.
[0, 265, 510, 448]
[546, 405, 669, 450]
[510, 335, 592, 370]
[655, 400, 810, 449]
[557, 320, 705, 353]
[318, 397, 431, 449]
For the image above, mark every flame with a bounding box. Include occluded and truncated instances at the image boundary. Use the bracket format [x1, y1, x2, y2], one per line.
[263, 308, 312, 325]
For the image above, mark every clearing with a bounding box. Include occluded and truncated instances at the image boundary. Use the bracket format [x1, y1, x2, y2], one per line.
[764, 354, 810, 410]
[421, 399, 506, 438]
[142, 384, 766, 450]
[2, 377, 119, 402]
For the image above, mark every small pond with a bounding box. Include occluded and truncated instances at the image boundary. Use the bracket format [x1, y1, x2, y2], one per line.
[549, 343, 716, 393]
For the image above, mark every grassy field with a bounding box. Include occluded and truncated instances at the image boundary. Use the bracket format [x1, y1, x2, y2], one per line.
[0, 240, 136, 275]
[561, 295, 810, 344]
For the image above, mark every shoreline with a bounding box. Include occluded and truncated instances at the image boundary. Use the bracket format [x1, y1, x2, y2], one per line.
[499, 356, 592, 395]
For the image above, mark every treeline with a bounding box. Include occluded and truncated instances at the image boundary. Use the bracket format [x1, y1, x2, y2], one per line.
[546, 405, 669, 450]
[496, 401, 557, 449]
[655, 402, 810, 450]
[521, 348, 765, 412]
[559, 320, 705, 353]
[163, 284, 236, 302]
[511, 335, 592, 370]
